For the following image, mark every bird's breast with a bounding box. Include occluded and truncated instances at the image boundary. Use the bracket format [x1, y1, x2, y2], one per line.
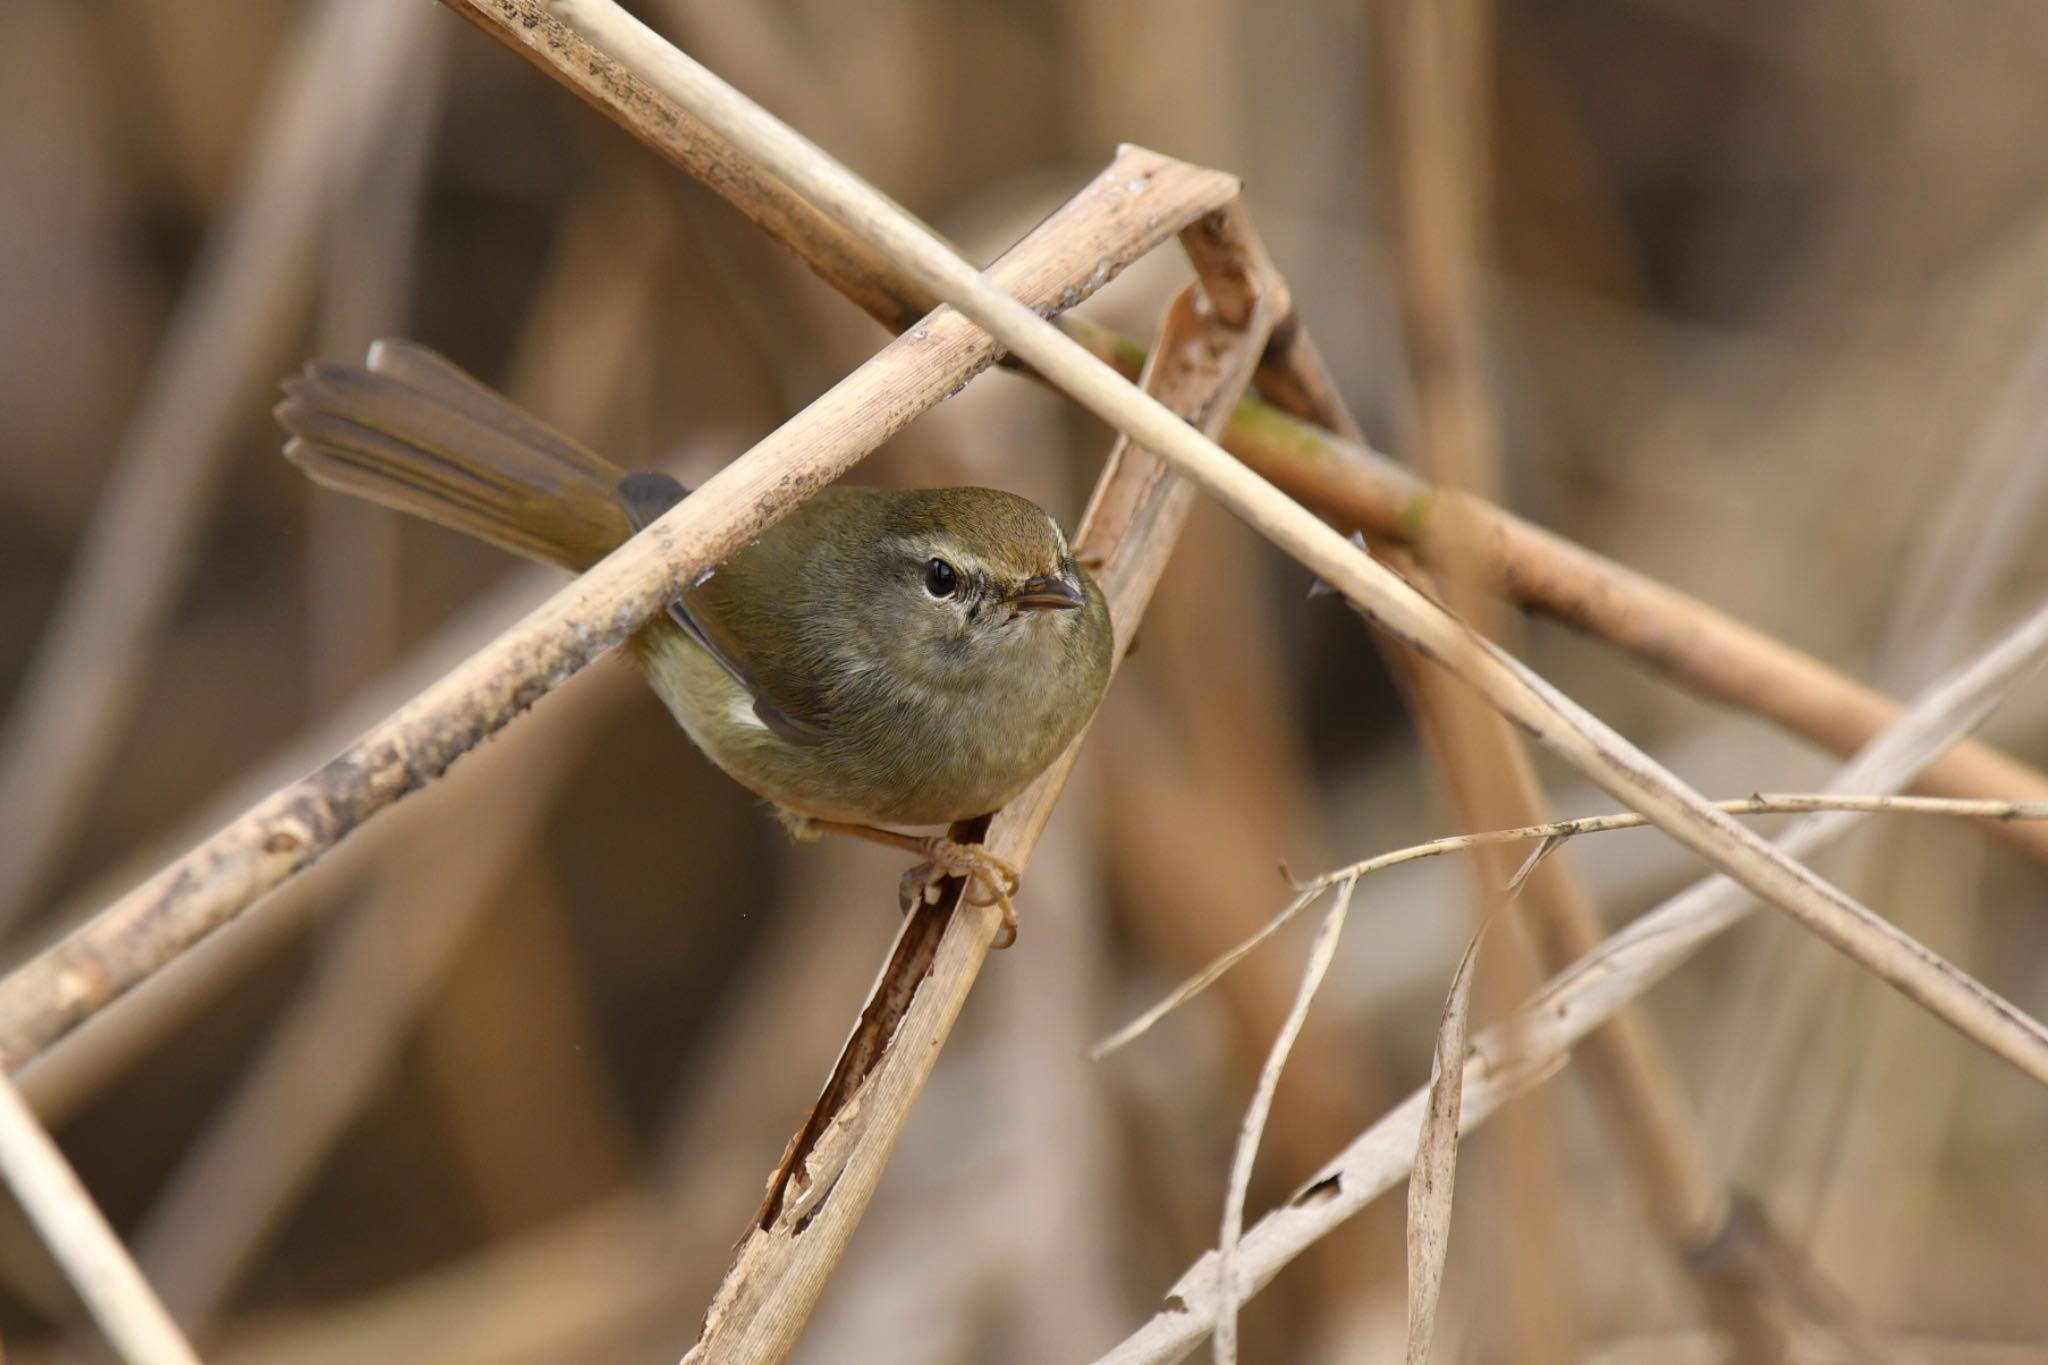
[630, 619, 1085, 828]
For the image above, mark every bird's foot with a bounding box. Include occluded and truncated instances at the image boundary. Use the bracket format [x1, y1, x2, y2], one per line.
[900, 838, 1021, 949]
[794, 816, 1023, 947]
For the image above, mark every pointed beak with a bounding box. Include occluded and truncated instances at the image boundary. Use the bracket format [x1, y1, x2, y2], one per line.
[1009, 575, 1085, 611]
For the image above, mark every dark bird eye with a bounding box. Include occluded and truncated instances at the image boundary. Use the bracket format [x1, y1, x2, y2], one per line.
[923, 557, 959, 599]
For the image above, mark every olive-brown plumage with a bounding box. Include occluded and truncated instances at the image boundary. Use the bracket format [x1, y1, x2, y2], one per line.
[276, 340, 1113, 846]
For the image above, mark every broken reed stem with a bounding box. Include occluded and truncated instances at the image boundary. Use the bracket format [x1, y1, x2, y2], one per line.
[1098, 791, 2048, 1061]
[444, 0, 2048, 874]
[0, 145, 1234, 1074]
[544, 0, 2048, 1086]
[1096, 592, 2048, 1365]
[0, 1071, 200, 1365]
[688, 265, 1277, 1362]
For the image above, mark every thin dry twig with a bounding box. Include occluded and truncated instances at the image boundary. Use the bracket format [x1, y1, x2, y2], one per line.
[541, 0, 2048, 1088]
[445, 0, 2048, 879]
[1206, 147, 1727, 1349]
[0, 1072, 199, 1365]
[0, 144, 1229, 1075]
[1095, 787, 2048, 1060]
[1369, 1, 1720, 1326]
[1193, 393, 2048, 870]
[1270, 39, 1729, 1328]
[1213, 877, 1356, 1365]
[1095, 593, 2048, 1365]
[1289, 790, 2048, 882]
[686, 236, 1277, 1362]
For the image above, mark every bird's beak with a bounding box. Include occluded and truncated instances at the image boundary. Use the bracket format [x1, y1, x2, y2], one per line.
[1009, 575, 1085, 611]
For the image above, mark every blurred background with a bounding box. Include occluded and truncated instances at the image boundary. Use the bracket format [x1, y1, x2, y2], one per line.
[4, 0, 2048, 1361]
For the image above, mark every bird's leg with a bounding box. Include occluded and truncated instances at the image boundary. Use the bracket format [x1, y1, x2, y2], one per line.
[792, 817, 1021, 947]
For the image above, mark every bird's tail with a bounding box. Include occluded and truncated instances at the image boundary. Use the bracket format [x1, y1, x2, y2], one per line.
[276, 339, 632, 572]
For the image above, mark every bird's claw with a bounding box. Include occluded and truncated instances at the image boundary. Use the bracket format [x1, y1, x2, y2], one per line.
[898, 839, 1021, 948]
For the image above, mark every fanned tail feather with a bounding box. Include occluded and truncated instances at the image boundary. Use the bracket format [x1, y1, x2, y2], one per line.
[276, 339, 631, 571]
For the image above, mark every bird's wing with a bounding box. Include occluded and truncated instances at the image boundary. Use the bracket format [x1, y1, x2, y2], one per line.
[618, 471, 830, 746]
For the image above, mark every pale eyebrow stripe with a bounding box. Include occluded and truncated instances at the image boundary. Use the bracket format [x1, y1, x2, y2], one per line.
[884, 533, 996, 584]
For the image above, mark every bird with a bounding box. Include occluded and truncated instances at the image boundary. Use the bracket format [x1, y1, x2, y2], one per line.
[275, 339, 1114, 941]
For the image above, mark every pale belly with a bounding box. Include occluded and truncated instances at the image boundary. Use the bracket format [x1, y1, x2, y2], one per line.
[629, 624, 1071, 827]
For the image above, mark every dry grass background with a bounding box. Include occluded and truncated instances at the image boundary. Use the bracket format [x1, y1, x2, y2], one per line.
[3, 0, 2048, 1361]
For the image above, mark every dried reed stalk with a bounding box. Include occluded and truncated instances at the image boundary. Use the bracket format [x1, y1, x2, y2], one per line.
[0, 1072, 199, 1365]
[688, 246, 1278, 1362]
[12, 7, 2031, 1358]
[1106, 791, 2048, 1054]
[444, 0, 2048, 875]
[1376, 2, 1581, 1354]
[1191, 393, 2048, 867]
[1096, 593, 2048, 1364]
[0, 145, 1234, 1073]
[539, 0, 2048, 1083]
[1250, 82, 1738, 1350]
[1369, 1, 1785, 1344]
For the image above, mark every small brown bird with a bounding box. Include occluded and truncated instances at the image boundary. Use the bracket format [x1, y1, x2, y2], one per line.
[276, 341, 1113, 937]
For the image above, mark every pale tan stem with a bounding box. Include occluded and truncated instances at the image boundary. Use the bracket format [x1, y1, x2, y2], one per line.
[541, 0, 2048, 1086]
[1095, 589, 2048, 1365]
[1249, 110, 1732, 1335]
[1187, 385, 2048, 868]
[448, 0, 2048, 880]
[0, 1073, 199, 1365]
[0, 145, 1233, 1074]
[687, 259, 1278, 1364]
[1100, 790, 2048, 1061]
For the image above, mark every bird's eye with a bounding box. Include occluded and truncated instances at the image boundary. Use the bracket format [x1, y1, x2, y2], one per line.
[923, 557, 959, 599]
